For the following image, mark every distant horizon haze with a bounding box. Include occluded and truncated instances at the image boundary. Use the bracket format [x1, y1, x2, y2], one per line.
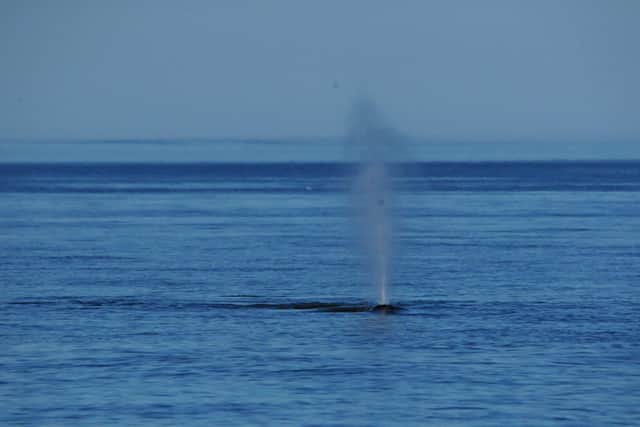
[1, 0, 639, 145]
[1, 138, 639, 162]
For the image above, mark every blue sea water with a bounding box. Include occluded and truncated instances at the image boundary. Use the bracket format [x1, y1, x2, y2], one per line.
[1, 161, 639, 426]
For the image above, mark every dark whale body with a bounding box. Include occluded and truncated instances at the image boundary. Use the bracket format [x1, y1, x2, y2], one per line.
[371, 304, 400, 313]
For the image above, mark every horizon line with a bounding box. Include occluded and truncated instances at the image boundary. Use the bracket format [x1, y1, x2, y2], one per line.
[1, 137, 639, 145]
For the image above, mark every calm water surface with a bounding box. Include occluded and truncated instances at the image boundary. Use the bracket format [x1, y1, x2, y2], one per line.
[1, 162, 639, 426]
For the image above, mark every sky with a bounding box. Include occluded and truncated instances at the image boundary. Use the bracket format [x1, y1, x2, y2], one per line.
[1, 0, 639, 151]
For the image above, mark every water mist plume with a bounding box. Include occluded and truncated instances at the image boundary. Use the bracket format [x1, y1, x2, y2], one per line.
[346, 97, 399, 306]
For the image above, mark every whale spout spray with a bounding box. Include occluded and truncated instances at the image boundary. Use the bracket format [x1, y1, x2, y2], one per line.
[347, 96, 398, 306]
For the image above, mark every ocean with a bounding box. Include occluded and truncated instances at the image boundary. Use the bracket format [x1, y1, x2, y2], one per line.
[1, 161, 639, 426]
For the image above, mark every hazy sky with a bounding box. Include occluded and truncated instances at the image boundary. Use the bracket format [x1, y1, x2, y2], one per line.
[1, 0, 639, 142]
